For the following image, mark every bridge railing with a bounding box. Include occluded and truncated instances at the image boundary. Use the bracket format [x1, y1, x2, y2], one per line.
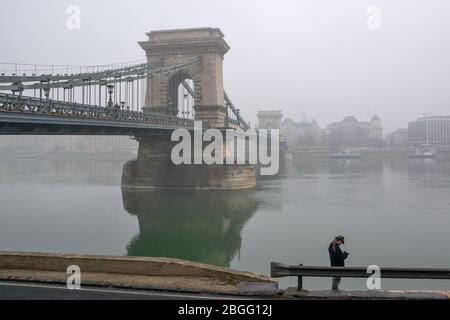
[180, 80, 248, 130]
[224, 91, 250, 131]
[0, 60, 146, 77]
[271, 262, 450, 290]
[0, 93, 194, 128]
[0, 56, 250, 131]
[0, 57, 201, 89]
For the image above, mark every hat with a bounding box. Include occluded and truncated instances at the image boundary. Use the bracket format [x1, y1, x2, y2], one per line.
[336, 235, 345, 244]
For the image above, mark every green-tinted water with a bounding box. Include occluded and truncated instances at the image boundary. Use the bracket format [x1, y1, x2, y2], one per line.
[1, 156, 449, 290]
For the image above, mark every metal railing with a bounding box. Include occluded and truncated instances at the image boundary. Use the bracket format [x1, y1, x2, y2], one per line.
[0, 93, 194, 128]
[271, 262, 450, 290]
[0, 57, 202, 90]
[224, 91, 250, 130]
[0, 56, 248, 131]
[0, 59, 146, 77]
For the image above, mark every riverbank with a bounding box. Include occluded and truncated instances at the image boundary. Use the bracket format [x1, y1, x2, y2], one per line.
[287, 146, 450, 161]
[1, 252, 449, 299]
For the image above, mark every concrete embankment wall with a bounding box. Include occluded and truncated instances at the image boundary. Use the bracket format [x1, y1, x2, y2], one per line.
[0, 251, 272, 283]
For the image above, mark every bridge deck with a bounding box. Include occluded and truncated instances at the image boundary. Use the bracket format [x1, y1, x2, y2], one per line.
[0, 93, 195, 135]
[0, 110, 191, 135]
[0, 93, 243, 135]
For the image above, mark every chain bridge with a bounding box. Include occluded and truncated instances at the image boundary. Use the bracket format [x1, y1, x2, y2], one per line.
[0, 28, 256, 190]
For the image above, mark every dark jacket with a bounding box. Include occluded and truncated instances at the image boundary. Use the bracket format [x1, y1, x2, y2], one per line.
[328, 242, 348, 267]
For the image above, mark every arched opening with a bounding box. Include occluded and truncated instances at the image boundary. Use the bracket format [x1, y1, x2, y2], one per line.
[168, 72, 195, 119]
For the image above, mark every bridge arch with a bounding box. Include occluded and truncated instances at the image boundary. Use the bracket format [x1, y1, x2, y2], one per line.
[139, 27, 230, 128]
[166, 71, 198, 118]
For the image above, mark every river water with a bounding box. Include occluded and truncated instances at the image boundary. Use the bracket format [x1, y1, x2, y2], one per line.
[0, 154, 449, 290]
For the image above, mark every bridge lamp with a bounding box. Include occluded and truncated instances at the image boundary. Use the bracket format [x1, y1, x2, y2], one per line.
[43, 86, 51, 100]
[11, 83, 19, 96]
[12, 82, 24, 93]
[11, 83, 24, 110]
[107, 84, 114, 107]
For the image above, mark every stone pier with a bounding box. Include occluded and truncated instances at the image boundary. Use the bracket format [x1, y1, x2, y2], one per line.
[122, 134, 256, 190]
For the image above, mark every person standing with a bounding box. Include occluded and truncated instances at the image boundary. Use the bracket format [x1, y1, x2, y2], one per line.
[328, 235, 349, 290]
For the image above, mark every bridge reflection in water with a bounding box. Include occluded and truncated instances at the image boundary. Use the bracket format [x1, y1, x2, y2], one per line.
[121, 189, 258, 267]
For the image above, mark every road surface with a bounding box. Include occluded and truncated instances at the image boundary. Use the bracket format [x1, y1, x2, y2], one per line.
[0, 281, 248, 300]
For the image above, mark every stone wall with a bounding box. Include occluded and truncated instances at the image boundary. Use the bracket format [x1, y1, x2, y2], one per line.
[0, 251, 273, 283]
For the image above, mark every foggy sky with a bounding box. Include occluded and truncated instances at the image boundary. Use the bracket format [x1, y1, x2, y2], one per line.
[1, 0, 450, 133]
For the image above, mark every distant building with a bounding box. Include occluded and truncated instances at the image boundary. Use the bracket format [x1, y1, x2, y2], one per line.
[369, 115, 383, 141]
[280, 118, 324, 148]
[326, 115, 384, 148]
[257, 111, 283, 130]
[386, 129, 408, 147]
[408, 116, 450, 146]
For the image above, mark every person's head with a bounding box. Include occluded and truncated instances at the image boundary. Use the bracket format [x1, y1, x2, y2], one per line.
[335, 235, 345, 245]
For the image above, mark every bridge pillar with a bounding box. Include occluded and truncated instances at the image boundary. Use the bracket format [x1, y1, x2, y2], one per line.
[123, 28, 256, 190]
[122, 134, 256, 190]
[139, 27, 229, 128]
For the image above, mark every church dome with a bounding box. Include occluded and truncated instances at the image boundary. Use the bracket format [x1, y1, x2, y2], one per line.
[342, 116, 358, 123]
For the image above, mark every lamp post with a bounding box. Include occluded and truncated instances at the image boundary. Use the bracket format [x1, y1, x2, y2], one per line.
[98, 80, 107, 106]
[107, 84, 114, 108]
[11, 82, 24, 111]
[43, 85, 50, 100]
[63, 81, 72, 102]
[43, 85, 50, 112]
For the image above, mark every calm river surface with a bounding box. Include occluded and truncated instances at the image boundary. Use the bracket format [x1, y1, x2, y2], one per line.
[1, 155, 450, 290]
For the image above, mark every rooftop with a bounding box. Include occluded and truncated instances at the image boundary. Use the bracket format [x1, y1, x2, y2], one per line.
[371, 115, 380, 121]
[416, 115, 450, 121]
[342, 116, 358, 123]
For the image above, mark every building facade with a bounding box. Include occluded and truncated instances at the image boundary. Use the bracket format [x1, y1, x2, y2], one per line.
[386, 129, 409, 147]
[280, 118, 324, 148]
[326, 115, 384, 148]
[408, 116, 450, 146]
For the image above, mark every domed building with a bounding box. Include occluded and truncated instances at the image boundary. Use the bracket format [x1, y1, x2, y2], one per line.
[326, 115, 384, 148]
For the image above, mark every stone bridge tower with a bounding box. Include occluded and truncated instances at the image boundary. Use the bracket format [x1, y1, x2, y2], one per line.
[122, 28, 256, 191]
[139, 28, 229, 128]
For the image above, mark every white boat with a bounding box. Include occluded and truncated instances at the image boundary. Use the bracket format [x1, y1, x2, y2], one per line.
[409, 151, 435, 159]
[329, 150, 362, 159]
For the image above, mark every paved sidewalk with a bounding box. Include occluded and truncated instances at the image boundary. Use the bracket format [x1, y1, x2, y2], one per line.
[283, 287, 450, 300]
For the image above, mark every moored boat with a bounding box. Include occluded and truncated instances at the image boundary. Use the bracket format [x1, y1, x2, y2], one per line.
[409, 151, 435, 159]
[329, 150, 362, 159]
